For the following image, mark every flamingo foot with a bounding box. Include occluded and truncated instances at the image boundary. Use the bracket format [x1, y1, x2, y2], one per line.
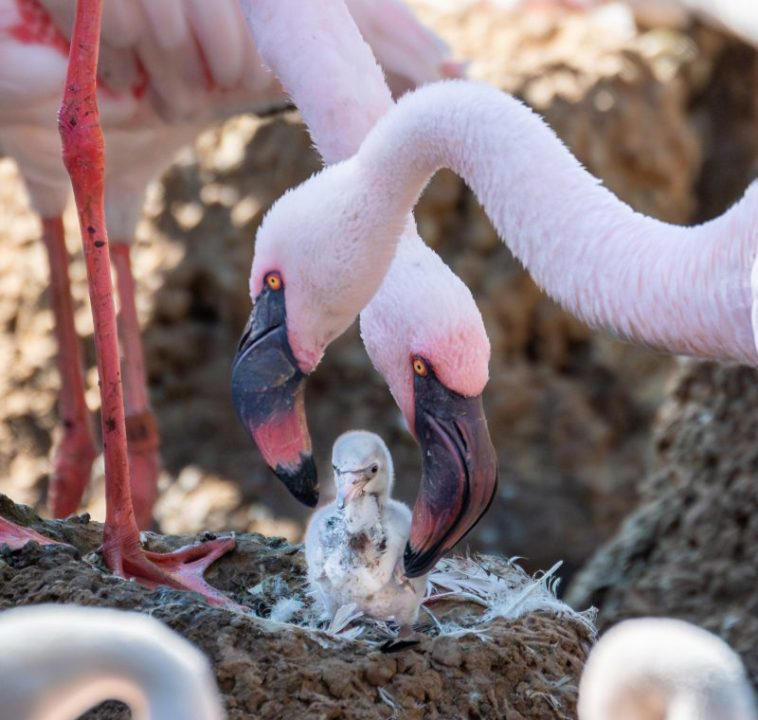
[125, 410, 160, 530]
[103, 532, 244, 611]
[48, 426, 97, 518]
[0, 516, 59, 550]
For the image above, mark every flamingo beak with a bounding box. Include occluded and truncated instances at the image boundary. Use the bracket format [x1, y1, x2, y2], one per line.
[231, 285, 318, 507]
[336, 472, 369, 509]
[403, 371, 498, 577]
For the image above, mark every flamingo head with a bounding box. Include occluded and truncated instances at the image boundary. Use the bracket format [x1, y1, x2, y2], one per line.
[361, 236, 496, 576]
[232, 162, 405, 507]
[332, 430, 394, 509]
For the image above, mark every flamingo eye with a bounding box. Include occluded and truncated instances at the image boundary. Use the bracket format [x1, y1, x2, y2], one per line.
[412, 356, 429, 377]
[265, 272, 282, 291]
[371, 464, 379, 474]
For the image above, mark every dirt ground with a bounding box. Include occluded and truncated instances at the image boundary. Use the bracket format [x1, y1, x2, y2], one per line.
[0, 496, 594, 720]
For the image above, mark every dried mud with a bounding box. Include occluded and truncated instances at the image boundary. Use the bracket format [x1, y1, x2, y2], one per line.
[0, 497, 593, 720]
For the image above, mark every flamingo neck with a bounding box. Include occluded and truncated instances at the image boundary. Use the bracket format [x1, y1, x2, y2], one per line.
[0, 607, 222, 720]
[578, 618, 757, 720]
[240, 0, 392, 165]
[356, 80, 758, 365]
[343, 492, 384, 533]
[26, 642, 197, 720]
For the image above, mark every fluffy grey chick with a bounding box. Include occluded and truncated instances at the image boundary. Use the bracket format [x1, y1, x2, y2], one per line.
[305, 430, 427, 636]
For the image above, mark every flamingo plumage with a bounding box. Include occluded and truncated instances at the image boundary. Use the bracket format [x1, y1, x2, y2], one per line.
[0, 604, 225, 720]
[578, 617, 757, 720]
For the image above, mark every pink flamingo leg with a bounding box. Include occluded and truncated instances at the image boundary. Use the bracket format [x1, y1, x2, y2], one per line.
[42, 216, 97, 518]
[58, 0, 239, 610]
[112, 242, 160, 530]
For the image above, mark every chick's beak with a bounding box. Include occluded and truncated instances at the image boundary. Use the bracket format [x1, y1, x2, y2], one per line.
[231, 284, 318, 507]
[336, 472, 368, 509]
[404, 370, 497, 577]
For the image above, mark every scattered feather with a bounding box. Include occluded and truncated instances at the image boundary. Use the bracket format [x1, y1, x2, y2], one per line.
[327, 602, 365, 638]
[242, 553, 595, 648]
[426, 555, 596, 636]
[378, 686, 397, 711]
[269, 597, 304, 623]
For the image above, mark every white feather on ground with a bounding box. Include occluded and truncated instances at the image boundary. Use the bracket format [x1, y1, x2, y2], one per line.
[246, 552, 596, 645]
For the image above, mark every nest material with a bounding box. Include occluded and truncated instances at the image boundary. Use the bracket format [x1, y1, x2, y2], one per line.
[0, 496, 594, 720]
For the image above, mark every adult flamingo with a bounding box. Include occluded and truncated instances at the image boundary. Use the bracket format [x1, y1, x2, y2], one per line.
[578, 618, 757, 720]
[0, 0, 460, 605]
[0, 605, 225, 720]
[233, 75, 757, 576]
[0, 0, 458, 529]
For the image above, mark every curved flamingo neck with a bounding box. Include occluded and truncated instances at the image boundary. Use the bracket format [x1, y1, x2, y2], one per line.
[578, 618, 757, 720]
[357, 81, 758, 365]
[0, 606, 223, 720]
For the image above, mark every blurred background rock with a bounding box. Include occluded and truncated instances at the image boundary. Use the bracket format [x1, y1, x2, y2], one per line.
[0, 1, 755, 589]
[567, 361, 758, 685]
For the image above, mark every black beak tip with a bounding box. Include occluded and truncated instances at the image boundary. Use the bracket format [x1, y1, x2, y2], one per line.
[274, 455, 319, 507]
[403, 543, 435, 578]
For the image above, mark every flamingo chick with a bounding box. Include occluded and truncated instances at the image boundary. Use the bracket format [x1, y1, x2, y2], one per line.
[305, 431, 427, 637]
[578, 617, 757, 720]
[0, 604, 225, 720]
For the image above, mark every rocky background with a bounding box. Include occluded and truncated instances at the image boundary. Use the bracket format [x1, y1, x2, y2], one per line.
[0, 1, 757, 697]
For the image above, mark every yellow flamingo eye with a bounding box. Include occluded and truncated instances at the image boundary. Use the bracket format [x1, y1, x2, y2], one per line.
[412, 357, 429, 377]
[265, 272, 282, 291]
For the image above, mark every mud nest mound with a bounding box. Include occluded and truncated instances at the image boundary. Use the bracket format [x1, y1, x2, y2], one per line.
[1, 497, 594, 720]
[568, 362, 758, 687]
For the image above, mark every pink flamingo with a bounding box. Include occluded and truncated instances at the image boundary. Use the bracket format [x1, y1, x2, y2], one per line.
[0, 0, 459, 605]
[234, 3, 757, 577]
[0, 0, 457, 529]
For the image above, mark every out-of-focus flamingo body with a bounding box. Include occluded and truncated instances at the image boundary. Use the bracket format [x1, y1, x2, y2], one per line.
[578, 617, 757, 720]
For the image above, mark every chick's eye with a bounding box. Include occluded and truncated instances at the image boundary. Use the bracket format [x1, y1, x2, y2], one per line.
[265, 272, 282, 291]
[371, 464, 379, 474]
[412, 356, 429, 377]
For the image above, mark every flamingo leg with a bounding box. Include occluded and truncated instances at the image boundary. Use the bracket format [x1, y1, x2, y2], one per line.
[57, 0, 239, 610]
[112, 242, 160, 530]
[42, 216, 97, 517]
